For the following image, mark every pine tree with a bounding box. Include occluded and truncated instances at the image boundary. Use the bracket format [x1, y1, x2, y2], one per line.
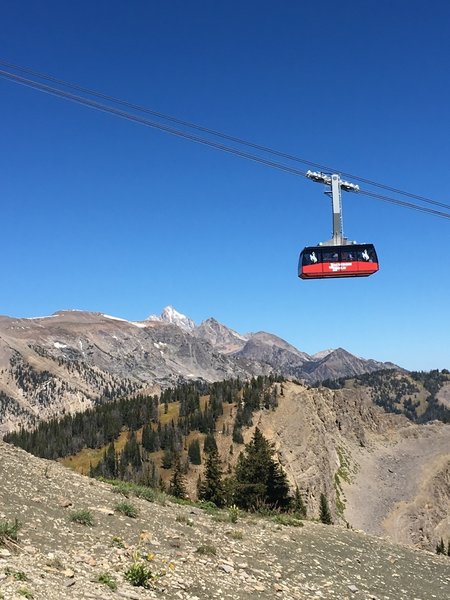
[233, 428, 291, 511]
[319, 493, 332, 524]
[103, 441, 117, 478]
[293, 486, 307, 518]
[203, 432, 218, 454]
[168, 456, 187, 499]
[436, 537, 445, 554]
[161, 448, 174, 469]
[198, 448, 225, 507]
[188, 439, 201, 465]
[232, 426, 244, 444]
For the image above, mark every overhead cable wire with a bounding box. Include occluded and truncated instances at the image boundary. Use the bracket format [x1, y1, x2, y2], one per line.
[1, 68, 450, 221]
[357, 189, 450, 219]
[0, 69, 311, 179]
[1, 59, 449, 211]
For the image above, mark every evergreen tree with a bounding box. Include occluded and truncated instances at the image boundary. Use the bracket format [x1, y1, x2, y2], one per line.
[161, 448, 174, 469]
[447, 540, 450, 556]
[436, 537, 445, 554]
[203, 432, 218, 454]
[232, 426, 244, 444]
[198, 448, 225, 507]
[319, 493, 332, 524]
[233, 428, 291, 511]
[188, 439, 201, 465]
[168, 456, 187, 499]
[293, 486, 307, 518]
[122, 431, 141, 471]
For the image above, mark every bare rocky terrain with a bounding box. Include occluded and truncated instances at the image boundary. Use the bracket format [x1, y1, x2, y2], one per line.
[1, 440, 449, 600]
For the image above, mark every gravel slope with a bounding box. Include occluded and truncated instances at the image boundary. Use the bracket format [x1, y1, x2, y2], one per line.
[1, 441, 449, 600]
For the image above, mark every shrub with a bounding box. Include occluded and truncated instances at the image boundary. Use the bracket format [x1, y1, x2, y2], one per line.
[0, 518, 21, 545]
[228, 504, 240, 523]
[196, 544, 216, 556]
[114, 501, 138, 518]
[226, 529, 243, 540]
[175, 515, 193, 526]
[124, 561, 153, 588]
[97, 572, 117, 590]
[272, 514, 304, 527]
[69, 509, 94, 526]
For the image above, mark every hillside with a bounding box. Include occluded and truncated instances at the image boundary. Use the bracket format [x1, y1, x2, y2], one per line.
[1, 440, 449, 600]
[319, 369, 450, 423]
[5, 378, 450, 554]
[0, 307, 396, 434]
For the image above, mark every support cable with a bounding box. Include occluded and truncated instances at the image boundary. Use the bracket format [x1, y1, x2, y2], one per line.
[1, 59, 448, 210]
[1, 67, 450, 221]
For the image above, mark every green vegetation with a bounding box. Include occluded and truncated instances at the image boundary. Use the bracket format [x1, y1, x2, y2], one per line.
[111, 535, 126, 548]
[226, 529, 243, 540]
[435, 537, 450, 556]
[198, 448, 225, 507]
[319, 493, 333, 525]
[175, 514, 194, 526]
[334, 446, 352, 516]
[16, 589, 33, 599]
[114, 501, 139, 518]
[187, 438, 201, 464]
[293, 486, 307, 519]
[168, 456, 188, 499]
[124, 560, 154, 588]
[97, 572, 117, 590]
[228, 504, 240, 523]
[5, 568, 28, 581]
[69, 509, 94, 526]
[232, 428, 291, 512]
[196, 544, 216, 556]
[106, 480, 165, 504]
[0, 518, 21, 545]
[272, 514, 304, 527]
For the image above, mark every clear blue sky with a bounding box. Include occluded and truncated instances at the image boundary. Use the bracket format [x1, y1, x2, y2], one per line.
[1, 1, 449, 370]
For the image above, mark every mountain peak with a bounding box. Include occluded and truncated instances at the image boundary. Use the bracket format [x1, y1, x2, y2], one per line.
[147, 306, 196, 333]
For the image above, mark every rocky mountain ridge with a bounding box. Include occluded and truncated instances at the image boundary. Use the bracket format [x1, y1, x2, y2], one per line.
[0, 306, 396, 433]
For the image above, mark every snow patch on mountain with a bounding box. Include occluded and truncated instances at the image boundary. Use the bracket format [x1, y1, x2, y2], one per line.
[312, 349, 335, 360]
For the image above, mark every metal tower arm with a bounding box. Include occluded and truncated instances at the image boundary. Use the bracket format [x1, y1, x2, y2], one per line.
[306, 170, 359, 246]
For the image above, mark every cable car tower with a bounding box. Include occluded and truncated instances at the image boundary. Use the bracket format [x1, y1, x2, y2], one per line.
[298, 171, 379, 279]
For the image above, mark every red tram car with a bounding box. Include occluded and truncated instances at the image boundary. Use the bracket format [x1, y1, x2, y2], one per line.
[299, 244, 379, 279]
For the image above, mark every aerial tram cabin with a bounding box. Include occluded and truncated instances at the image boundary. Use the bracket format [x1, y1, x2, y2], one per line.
[299, 244, 379, 279]
[298, 171, 379, 280]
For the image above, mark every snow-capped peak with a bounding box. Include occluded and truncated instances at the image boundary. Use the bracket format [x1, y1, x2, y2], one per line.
[311, 349, 335, 361]
[147, 306, 196, 333]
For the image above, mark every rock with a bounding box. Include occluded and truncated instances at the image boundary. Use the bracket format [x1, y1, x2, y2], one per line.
[348, 584, 359, 593]
[219, 563, 234, 574]
[63, 569, 75, 578]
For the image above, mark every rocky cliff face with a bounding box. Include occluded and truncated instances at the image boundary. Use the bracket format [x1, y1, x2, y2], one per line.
[251, 382, 450, 552]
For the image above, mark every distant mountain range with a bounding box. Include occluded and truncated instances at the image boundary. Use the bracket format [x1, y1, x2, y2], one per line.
[0, 306, 397, 432]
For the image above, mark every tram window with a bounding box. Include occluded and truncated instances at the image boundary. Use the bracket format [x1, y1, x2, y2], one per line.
[341, 250, 355, 261]
[357, 247, 374, 262]
[302, 250, 321, 265]
[322, 251, 340, 262]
